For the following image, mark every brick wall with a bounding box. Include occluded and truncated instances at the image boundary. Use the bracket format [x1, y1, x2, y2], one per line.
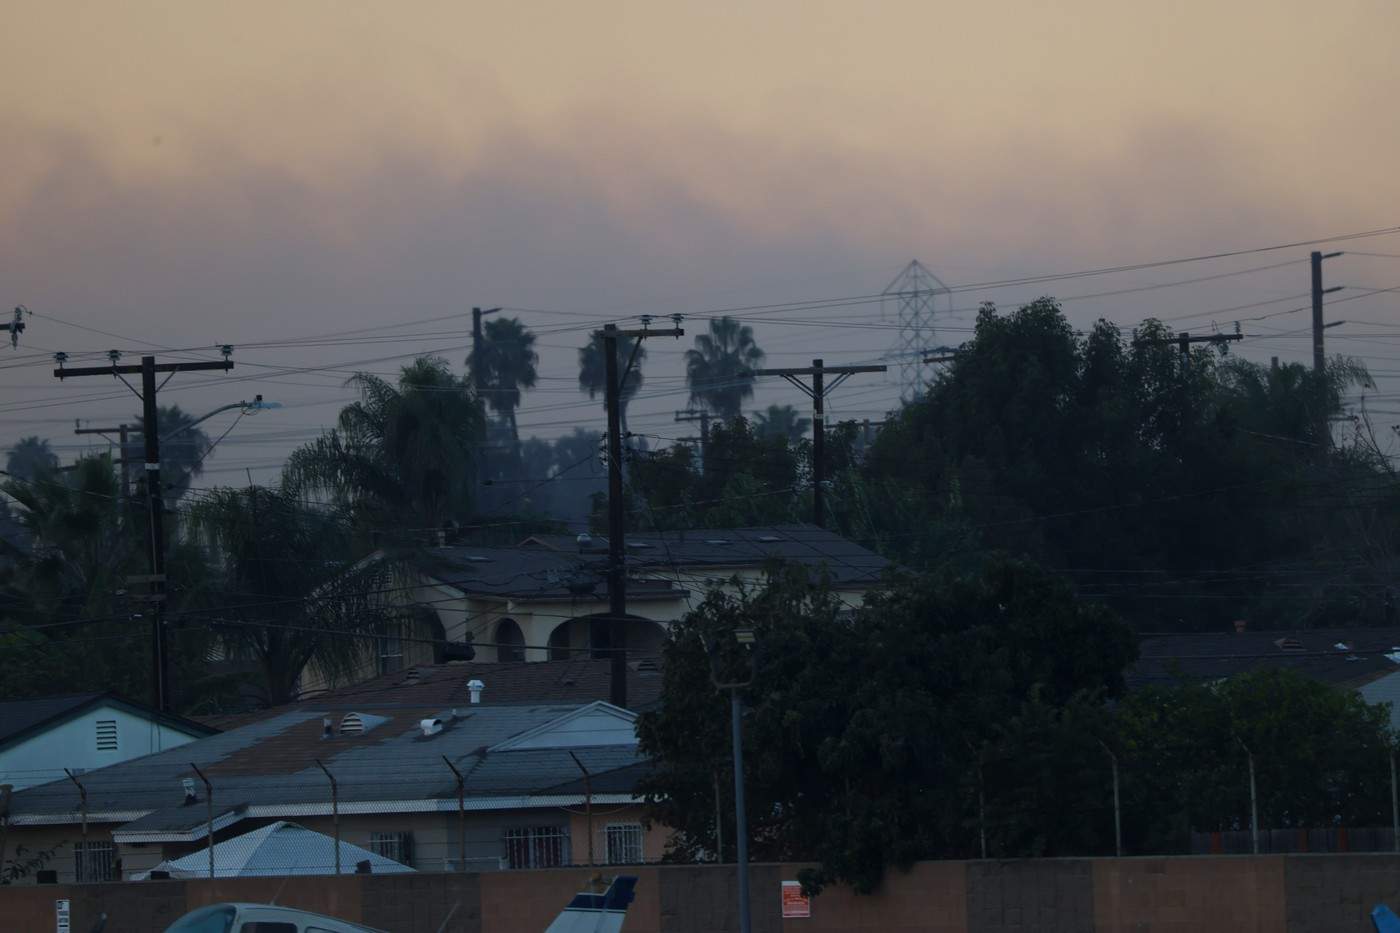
[4, 854, 1399, 933]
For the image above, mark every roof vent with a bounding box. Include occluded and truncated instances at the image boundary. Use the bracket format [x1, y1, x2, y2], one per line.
[420, 718, 444, 737]
[577, 533, 593, 552]
[704, 539, 731, 546]
[1274, 637, 1305, 652]
[403, 668, 423, 685]
[462, 555, 493, 563]
[321, 717, 332, 740]
[339, 711, 389, 736]
[468, 679, 485, 705]
[182, 778, 197, 805]
[757, 535, 782, 543]
[1334, 642, 1352, 652]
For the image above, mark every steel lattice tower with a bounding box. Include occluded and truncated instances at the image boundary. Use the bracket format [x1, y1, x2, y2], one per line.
[883, 260, 951, 403]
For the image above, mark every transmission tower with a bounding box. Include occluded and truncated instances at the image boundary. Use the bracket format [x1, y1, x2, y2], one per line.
[883, 260, 951, 403]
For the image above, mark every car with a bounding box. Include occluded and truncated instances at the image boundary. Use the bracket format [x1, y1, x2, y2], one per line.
[162, 874, 638, 933]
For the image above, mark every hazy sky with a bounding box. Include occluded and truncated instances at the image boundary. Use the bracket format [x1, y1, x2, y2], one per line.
[2, 1, 1399, 484]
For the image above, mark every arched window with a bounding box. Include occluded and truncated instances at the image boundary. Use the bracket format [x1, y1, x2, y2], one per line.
[495, 618, 525, 663]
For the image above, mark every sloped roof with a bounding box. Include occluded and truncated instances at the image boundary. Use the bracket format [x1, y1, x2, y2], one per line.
[421, 523, 889, 599]
[299, 658, 664, 712]
[0, 692, 215, 751]
[6, 700, 647, 830]
[1130, 627, 1400, 690]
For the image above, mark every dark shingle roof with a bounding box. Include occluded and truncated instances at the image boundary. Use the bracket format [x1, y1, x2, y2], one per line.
[300, 658, 664, 712]
[1130, 628, 1400, 690]
[420, 523, 890, 599]
[6, 702, 647, 827]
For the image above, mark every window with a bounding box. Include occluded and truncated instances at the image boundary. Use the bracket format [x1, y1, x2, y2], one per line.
[74, 840, 116, 883]
[95, 720, 118, 752]
[378, 621, 404, 675]
[166, 906, 235, 933]
[606, 823, 644, 865]
[369, 831, 414, 867]
[495, 618, 525, 663]
[502, 826, 570, 869]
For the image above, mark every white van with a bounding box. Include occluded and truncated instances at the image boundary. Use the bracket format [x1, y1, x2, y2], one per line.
[162, 903, 382, 933]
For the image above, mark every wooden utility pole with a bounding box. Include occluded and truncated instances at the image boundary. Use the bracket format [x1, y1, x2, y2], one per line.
[74, 421, 134, 501]
[470, 306, 501, 394]
[675, 408, 710, 472]
[754, 359, 886, 527]
[1132, 331, 1243, 356]
[54, 351, 235, 712]
[599, 323, 683, 708]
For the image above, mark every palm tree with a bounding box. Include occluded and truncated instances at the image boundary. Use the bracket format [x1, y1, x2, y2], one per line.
[579, 333, 646, 436]
[130, 406, 212, 501]
[283, 356, 485, 534]
[472, 317, 539, 445]
[685, 317, 765, 419]
[4, 436, 58, 480]
[752, 404, 811, 443]
[187, 486, 400, 704]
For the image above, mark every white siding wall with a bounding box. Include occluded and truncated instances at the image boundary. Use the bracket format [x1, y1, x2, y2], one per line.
[0, 704, 203, 790]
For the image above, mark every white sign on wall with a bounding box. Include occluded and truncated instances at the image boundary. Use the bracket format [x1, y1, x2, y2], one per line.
[55, 898, 71, 933]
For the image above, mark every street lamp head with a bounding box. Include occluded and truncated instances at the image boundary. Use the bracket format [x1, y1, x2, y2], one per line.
[243, 394, 283, 413]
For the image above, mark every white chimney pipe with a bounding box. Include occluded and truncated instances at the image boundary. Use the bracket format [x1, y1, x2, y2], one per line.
[468, 679, 485, 704]
[420, 718, 444, 737]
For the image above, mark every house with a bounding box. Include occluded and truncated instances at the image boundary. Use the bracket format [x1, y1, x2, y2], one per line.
[0, 691, 658, 885]
[0, 693, 216, 791]
[1130, 626, 1400, 729]
[306, 523, 889, 693]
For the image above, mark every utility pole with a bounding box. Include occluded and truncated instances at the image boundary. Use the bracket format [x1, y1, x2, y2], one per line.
[74, 421, 134, 502]
[675, 409, 710, 472]
[1311, 251, 1344, 455]
[1131, 330, 1243, 356]
[754, 359, 886, 527]
[599, 323, 683, 708]
[470, 306, 501, 394]
[54, 350, 235, 712]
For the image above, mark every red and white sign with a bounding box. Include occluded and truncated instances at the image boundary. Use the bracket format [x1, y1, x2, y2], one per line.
[781, 881, 811, 918]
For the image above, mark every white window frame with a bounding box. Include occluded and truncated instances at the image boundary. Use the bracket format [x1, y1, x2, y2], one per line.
[378, 620, 404, 675]
[605, 822, 644, 865]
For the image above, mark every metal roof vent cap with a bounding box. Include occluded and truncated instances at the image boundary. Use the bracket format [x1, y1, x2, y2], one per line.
[182, 778, 197, 805]
[577, 532, 592, 552]
[468, 679, 485, 704]
[420, 718, 444, 737]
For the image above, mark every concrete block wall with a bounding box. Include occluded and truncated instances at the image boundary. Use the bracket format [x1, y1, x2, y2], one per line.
[4, 854, 1400, 933]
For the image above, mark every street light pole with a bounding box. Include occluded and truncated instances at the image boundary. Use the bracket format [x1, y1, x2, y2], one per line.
[705, 628, 756, 933]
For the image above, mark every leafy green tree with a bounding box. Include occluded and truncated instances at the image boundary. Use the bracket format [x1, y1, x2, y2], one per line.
[864, 299, 1375, 631]
[752, 404, 810, 443]
[1115, 670, 1393, 853]
[284, 357, 485, 539]
[638, 558, 1136, 893]
[472, 316, 538, 446]
[578, 332, 646, 437]
[685, 317, 765, 419]
[4, 436, 58, 481]
[187, 486, 400, 705]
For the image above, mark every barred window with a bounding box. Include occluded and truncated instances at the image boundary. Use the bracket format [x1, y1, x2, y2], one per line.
[74, 840, 115, 883]
[502, 825, 570, 869]
[605, 823, 644, 865]
[368, 831, 414, 867]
